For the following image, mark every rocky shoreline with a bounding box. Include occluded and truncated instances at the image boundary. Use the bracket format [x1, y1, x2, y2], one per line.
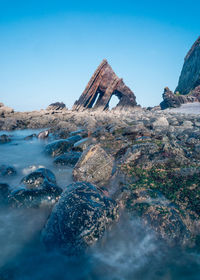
[0, 104, 200, 254]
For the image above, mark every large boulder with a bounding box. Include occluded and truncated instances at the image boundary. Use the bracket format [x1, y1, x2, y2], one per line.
[73, 144, 114, 187]
[42, 182, 119, 255]
[9, 168, 62, 208]
[44, 135, 82, 157]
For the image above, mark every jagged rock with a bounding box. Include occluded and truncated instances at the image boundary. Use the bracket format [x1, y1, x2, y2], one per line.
[73, 144, 114, 187]
[42, 182, 119, 255]
[46, 102, 66, 111]
[160, 87, 198, 110]
[176, 36, 200, 95]
[160, 87, 182, 109]
[73, 59, 137, 111]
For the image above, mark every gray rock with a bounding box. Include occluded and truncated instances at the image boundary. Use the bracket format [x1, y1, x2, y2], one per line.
[152, 117, 169, 128]
[73, 144, 114, 187]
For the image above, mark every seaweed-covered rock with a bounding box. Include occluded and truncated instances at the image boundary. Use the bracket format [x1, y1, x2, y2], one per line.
[126, 188, 191, 247]
[42, 182, 119, 255]
[73, 144, 114, 187]
[9, 184, 62, 208]
[44, 135, 82, 157]
[20, 168, 56, 188]
[54, 152, 81, 167]
[9, 168, 62, 208]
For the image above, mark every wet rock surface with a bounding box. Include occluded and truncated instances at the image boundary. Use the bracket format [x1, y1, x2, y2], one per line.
[42, 181, 119, 255]
[0, 106, 200, 279]
[44, 135, 82, 157]
[9, 168, 62, 208]
[54, 151, 81, 167]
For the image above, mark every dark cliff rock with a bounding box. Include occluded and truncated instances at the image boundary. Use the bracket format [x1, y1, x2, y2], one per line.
[175, 36, 200, 95]
[73, 59, 137, 111]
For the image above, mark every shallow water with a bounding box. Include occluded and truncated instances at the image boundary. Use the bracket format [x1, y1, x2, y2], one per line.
[0, 129, 73, 189]
[0, 130, 200, 280]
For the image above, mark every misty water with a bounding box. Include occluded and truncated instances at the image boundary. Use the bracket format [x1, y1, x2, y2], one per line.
[0, 130, 200, 280]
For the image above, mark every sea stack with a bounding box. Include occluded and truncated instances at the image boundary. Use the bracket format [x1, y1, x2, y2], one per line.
[73, 59, 137, 111]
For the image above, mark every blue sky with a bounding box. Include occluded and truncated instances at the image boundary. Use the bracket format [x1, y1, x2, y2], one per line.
[0, 0, 199, 111]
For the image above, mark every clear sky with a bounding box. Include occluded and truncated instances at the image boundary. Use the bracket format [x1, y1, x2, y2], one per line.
[0, 0, 199, 111]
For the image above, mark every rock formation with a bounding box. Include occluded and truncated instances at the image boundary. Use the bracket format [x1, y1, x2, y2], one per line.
[175, 36, 200, 95]
[73, 59, 137, 111]
[160, 87, 198, 109]
[160, 36, 200, 109]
